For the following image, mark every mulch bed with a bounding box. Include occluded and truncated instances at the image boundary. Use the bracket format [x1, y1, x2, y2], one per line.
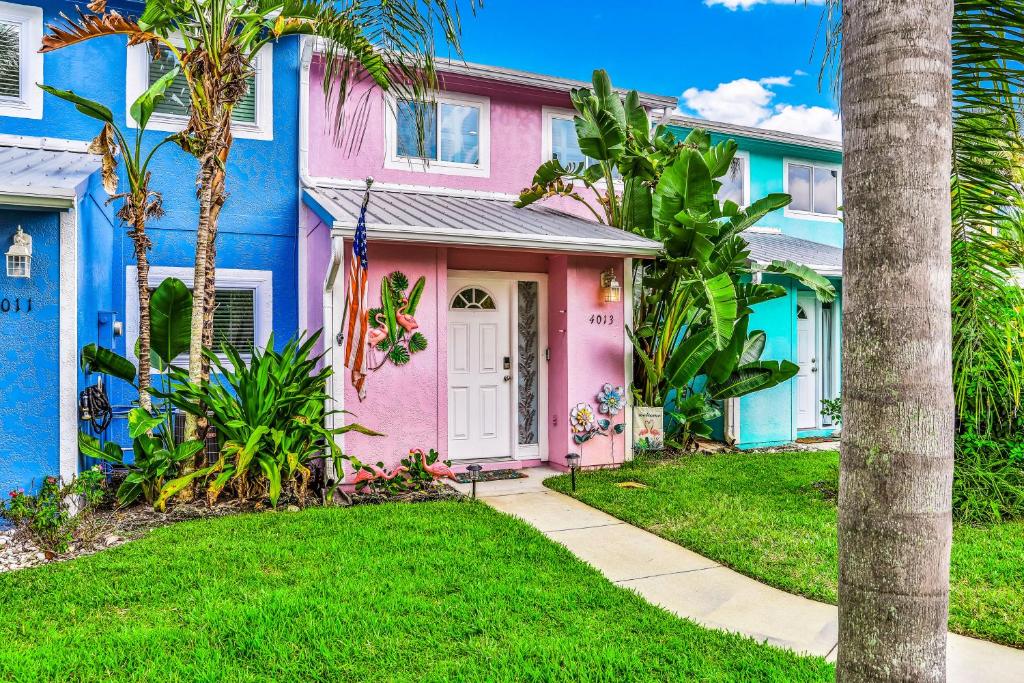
[452, 469, 528, 484]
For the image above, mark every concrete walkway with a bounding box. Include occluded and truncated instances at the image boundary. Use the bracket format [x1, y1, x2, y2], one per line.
[450, 467, 1024, 682]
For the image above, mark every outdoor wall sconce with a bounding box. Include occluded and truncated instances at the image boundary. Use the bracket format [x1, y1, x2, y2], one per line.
[565, 453, 581, 492]
[600, 268, 621, 303]
[6, 226, 31, 278]
[466, 464, 483, 499]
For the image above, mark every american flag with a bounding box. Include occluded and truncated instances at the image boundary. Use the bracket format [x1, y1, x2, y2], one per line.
[343, 181, 373, 400]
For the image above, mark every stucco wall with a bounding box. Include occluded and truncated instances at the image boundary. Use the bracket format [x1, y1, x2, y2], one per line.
[0, 210, 61, 493]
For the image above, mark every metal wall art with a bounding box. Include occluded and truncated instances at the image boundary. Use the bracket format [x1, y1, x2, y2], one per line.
[367, 271, 429, 369]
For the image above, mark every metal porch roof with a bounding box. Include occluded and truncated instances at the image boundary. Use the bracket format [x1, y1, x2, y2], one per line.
[304, 184, 664, 257]
[744, 229, 843, 276]
[0, 135, 102, 208]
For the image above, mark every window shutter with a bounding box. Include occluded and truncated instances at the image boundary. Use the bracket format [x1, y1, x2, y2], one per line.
[0, 22, 21, 99]
[148, 51, 257, 123]
[212, 288, 256, 352]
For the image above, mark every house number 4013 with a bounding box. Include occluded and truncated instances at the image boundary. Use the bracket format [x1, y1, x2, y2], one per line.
[589, 314, 614, 325]
[0, 297, 32, 313]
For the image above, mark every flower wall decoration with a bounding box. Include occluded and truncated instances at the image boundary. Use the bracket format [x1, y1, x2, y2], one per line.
[570, 402, 597, 435]
[597, 384, 625, 416]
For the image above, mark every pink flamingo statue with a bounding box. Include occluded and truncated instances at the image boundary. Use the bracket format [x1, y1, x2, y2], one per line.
[414, 448, 457, 481]
[366, 312, 389, 347]
[395, 298, 419, 334]
[349, 464, 409, 486]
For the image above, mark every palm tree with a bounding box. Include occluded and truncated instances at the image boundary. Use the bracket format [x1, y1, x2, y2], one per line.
[838, 0, 955, 680]
[41, 0, 468, 445]
[39, 70, 182, 413]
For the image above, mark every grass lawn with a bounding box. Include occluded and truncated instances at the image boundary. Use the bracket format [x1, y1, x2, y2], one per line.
[0, 501, 833, 682]
[546, 451, 1024, 649]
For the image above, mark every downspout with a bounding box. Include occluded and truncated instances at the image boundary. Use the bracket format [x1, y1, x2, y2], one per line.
[297, 35, 314, 333]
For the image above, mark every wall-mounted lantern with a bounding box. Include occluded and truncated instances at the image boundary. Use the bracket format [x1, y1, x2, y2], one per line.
[6, 226, 32, 278]
[600, 268, 621, 303]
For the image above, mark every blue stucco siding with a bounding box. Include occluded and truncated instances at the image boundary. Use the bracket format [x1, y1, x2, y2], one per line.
[0, 209, 61, 493]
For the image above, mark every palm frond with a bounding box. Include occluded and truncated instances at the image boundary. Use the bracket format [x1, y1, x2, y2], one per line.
[40, 7, 160, 53]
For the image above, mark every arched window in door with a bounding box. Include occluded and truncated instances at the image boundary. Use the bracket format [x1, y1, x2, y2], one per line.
[450, 286, 496, 310]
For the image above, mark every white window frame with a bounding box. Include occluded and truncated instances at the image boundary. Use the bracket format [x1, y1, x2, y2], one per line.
[384, 91, 490, 178]
[0, 2, 42, 119]
[125, 40, 273, 141]
[125, 265, 273, 369]
[541, 106, 623, 188]
[718, 149, 751, 208]
[783, 158, 842, 221]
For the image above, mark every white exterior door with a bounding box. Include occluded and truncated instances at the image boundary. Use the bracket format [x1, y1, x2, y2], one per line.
[447, 279, 513, 460]
[796, 294, 819, 429]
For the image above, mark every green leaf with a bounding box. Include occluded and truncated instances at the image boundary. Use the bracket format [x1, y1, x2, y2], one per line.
[128, 408, 164, 439]
[664, 328, 716, 389]
[709, 360, 800, 400]
[150, 277, 193, 366]
[155, 466, 214, 511]
[406, 276, 426, 315]
[129, 66, 179, 130]
[78, 432, 124, 465]
[80, 343, 137, 384]
[701, 272, 738, 349]
[116, 477, 143, 507]
[740, 331, 767, 365]
[408, 332, 428, 353]
[381, 276, 398, 343]
[388, 344, 410, 366]
[38, 84, 113, 123]
[761, 260, 836, 303]
[389, 270, 409, 294]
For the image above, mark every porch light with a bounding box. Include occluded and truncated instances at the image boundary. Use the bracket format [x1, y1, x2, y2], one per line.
[5, 227, 31, 278]
[600, 268, 621, 303]
[565, 453, 581, 492]
[466, 464, 483, 499]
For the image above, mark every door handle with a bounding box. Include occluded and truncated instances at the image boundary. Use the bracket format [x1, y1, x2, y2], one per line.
[503, 375, 512, 382]
[811, 368, 818, 373]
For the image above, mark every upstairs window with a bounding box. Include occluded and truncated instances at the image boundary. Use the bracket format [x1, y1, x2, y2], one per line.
[0, 4, 42, 119]
[717, 152, 749, 207]
[543, 107, 620, 180]
[387, 92, 490, 177]
[148, 50, 257, 123]
[786, 161, 841, 218]
[126, 41, 273, 139]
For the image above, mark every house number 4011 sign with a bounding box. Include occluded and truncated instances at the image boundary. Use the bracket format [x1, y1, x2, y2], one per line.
[589, 313, 614, 325]
[0, 297, 32, 313]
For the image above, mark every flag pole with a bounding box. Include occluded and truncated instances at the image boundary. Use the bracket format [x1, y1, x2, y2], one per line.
[338, 177, 374, 345]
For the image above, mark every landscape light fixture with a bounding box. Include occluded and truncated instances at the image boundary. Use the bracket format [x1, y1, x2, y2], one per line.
[565, 453, 581, 492]
[600, 268, 621, 303]
[466, 464, 483, 499]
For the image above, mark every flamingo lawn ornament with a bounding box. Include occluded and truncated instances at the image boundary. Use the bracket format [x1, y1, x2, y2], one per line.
[395, 298, 420, 334]
[350, 464, 409, 487]
[413, 448, 457, 481]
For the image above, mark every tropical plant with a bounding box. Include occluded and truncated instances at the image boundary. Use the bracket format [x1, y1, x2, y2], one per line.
[517, 71, 834, 448]
[40, 0, 469, 449]
[837, 0, 955, 678]
[156, 331, 381, 508]
[953, 430, 1024, 524]
[819, 396, 842, 426]
[348, 448, 451, 495]
[40, 70, 183, 411]
[0, 471, 107, 553]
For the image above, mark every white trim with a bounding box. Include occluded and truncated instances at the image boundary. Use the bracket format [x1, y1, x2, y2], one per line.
[623, 257, 634, 462]
[670, 114, 842, 153]
[124, 266, 273, 368]
[0, 2, 43, 120]
[796, 291, 823, 431]
[309, 176, 518, 201]
[59, 205, 78, 483]
[323, 236, 346, 459]
[540, 106, 622, 190]
[383, 91, 491, 178]
[329, 221, 661, 257]
[448, 269, 549, 462]
[125, 41, 274, 140]
[0, 133, 90, 153]
[783, 157, 842, 222]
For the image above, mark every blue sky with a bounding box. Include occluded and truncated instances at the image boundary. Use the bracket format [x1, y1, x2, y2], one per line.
[451, 0, 841, 140]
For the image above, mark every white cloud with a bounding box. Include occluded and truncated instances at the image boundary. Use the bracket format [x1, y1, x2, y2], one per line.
[679, 76, 841, 142]
[705, 0, 824, 10]
[793, 69, 809, 77]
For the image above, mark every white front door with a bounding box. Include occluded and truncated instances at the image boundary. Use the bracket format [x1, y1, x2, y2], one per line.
[447, 279, 513, 461]
[796, 293, 819, 429]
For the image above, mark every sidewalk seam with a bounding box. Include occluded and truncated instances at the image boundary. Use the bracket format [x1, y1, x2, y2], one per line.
[613, 565, 721, 583]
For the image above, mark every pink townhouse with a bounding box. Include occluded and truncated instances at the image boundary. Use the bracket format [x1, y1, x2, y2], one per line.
[298, 42, 670, 475]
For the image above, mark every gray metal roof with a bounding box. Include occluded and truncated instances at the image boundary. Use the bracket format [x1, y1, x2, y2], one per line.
[744, 229, 843, 276]
[304, 184, 663, 256]
[669, 114, 843, 154]
[0, 135, 102, 207]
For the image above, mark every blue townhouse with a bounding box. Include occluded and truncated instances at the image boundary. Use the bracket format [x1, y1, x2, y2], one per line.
[668, 116, 844, 449]
[0, 0, 844, 493]
[0, 0, 300, 493]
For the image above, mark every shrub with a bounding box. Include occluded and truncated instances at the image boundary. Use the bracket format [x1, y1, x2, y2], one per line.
[820, 396, 842, 426]
[0, 468, 107, 553]
[953, 431, 1024, 524]
[160, 331, 380, 508]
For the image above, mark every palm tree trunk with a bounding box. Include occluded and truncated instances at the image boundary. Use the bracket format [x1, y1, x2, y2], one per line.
[129, 211, 153, 414]
[838, 0, 955, 680]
